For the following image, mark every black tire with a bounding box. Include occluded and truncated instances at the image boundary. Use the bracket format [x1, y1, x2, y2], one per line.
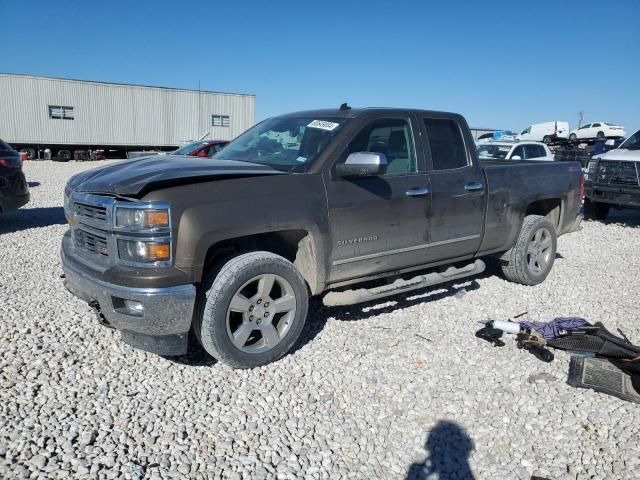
[583, 198, 609, 220]
[543, 136, 551, 145]
[193, 251, 309, 368]
[53, 149, 72, 162]
[596, 131, 605, 140]
[21, 148, 36, 160]
[500, 215, 557, 286]
[569, 133, 578, 143]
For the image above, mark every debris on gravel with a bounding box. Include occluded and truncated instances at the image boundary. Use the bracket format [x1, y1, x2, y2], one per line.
[1, 160, 639, 479]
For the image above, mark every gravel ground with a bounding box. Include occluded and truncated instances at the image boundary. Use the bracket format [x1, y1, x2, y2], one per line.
[1, 160, 640, 480]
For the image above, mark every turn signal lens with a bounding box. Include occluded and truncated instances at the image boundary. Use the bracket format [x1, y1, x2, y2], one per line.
[145, 242, 170, 261]
[145, 210, 169, 227]
[118, 239, 171, 263]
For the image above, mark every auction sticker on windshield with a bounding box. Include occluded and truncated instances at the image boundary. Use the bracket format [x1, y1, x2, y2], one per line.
[307, 120, 340, 131]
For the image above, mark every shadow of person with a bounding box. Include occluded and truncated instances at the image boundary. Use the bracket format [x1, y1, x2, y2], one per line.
[406, 420, 475, 480]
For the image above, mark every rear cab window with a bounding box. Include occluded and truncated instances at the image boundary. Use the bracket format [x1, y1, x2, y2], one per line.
[423, 118, 468, 170]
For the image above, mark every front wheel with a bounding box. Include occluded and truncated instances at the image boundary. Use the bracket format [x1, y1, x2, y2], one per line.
[500, 215, 557, 286]
[596, 131, 605, 140]
[193, 251, 309, 368]
[569, 133, 578, 143]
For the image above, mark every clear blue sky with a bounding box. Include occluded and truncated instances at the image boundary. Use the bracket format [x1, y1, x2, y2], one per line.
[2, 0, 639, 133]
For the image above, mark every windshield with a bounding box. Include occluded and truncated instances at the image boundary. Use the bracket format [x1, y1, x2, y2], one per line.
[214, 116, 347, 172]
[477, 144, 512, 159]
[619, 129, 640, 150]
[173, 141, 208, 155]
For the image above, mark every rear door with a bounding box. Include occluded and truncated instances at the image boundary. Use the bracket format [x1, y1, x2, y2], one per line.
[325, 113, 431, 282]
[419, 116, 485, 261]
[524, 144, 548, 160]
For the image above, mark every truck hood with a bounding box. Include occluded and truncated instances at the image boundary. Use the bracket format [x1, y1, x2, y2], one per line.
[595, 148, 640, 162]
[68, 155, 286, 197]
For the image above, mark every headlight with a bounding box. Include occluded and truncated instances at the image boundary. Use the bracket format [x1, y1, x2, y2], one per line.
[115, 207, 169, 230]
[117, 239, 171, 263]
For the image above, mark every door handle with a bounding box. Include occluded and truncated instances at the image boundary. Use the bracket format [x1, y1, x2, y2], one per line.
[464, 182, 484, 192]
[406, 187, 430, 197]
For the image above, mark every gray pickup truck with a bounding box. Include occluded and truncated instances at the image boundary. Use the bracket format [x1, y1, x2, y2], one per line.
[62, 107, 583, 368]
[584, 128, 640, 220]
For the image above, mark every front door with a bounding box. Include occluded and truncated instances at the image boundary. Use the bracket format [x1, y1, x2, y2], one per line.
[324, 115, 431, 282]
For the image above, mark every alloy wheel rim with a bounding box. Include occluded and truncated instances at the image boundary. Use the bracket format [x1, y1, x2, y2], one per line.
[526, 227, 553, 275]
[226, 273, 296, 353]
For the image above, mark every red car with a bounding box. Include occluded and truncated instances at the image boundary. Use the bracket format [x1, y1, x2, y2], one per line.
[172, 140, 229, 158]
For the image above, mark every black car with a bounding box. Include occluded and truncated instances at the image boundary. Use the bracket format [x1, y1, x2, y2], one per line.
[0, 139, 30, 214]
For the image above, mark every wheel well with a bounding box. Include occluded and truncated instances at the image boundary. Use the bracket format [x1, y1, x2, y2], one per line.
[202, 230, 318, 292]
[525, 199, 561, 227]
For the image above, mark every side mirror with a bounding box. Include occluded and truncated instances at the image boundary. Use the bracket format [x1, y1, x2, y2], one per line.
[511, 155, 522, 160]
[335, 152, 388, 178]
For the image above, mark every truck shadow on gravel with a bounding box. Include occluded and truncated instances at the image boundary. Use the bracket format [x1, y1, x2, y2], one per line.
[0, 207, 67, 234]
[169, 256, 573, 368]
[290, 274, 489, 358]
[583, 209, 640, 228]
[406, 420, 475, 480]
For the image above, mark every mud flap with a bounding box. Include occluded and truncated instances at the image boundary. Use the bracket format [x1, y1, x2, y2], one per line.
[568, 356, 640, 404]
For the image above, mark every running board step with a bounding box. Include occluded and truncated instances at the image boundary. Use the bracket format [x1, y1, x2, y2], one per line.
[323, 259, 485, 307]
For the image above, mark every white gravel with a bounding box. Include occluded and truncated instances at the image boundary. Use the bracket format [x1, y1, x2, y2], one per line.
[1, 160, 640, 480]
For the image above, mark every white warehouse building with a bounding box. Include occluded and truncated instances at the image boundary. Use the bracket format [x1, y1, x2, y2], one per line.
[0, 73, 255, 159]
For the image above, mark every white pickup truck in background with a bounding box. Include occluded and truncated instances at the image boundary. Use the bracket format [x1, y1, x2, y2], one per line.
[584, 128, 640, 219]
[477, 141, 553, 161]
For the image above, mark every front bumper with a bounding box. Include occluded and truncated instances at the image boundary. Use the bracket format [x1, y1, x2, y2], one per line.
[62, 250, 196, 355]
[586, 185, 640, 208]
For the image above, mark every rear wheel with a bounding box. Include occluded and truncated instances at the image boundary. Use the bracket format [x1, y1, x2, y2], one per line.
[543, 135, 552, 145]
[584, 198, 609, 220]
[500, 215, 557, 286]
[193, 251, 309, 368]
[569, 133, 578, 143]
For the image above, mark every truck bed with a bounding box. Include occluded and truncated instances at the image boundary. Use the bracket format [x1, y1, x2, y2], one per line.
[478, 159, 583, 255]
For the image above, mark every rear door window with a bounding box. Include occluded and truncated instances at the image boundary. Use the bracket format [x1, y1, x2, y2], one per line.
[524, 144, 545, 158]
[511, 145, 525, 159]
[423, 118, 468, 170]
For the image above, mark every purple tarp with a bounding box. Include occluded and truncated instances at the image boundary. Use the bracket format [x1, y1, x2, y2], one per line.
[519, 317, 590, 340]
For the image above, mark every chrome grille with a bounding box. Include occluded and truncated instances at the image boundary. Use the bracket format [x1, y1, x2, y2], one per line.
[596, 161, 640, 187]
[73, 201, 107, 221]
[73, 229, 109, 256]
